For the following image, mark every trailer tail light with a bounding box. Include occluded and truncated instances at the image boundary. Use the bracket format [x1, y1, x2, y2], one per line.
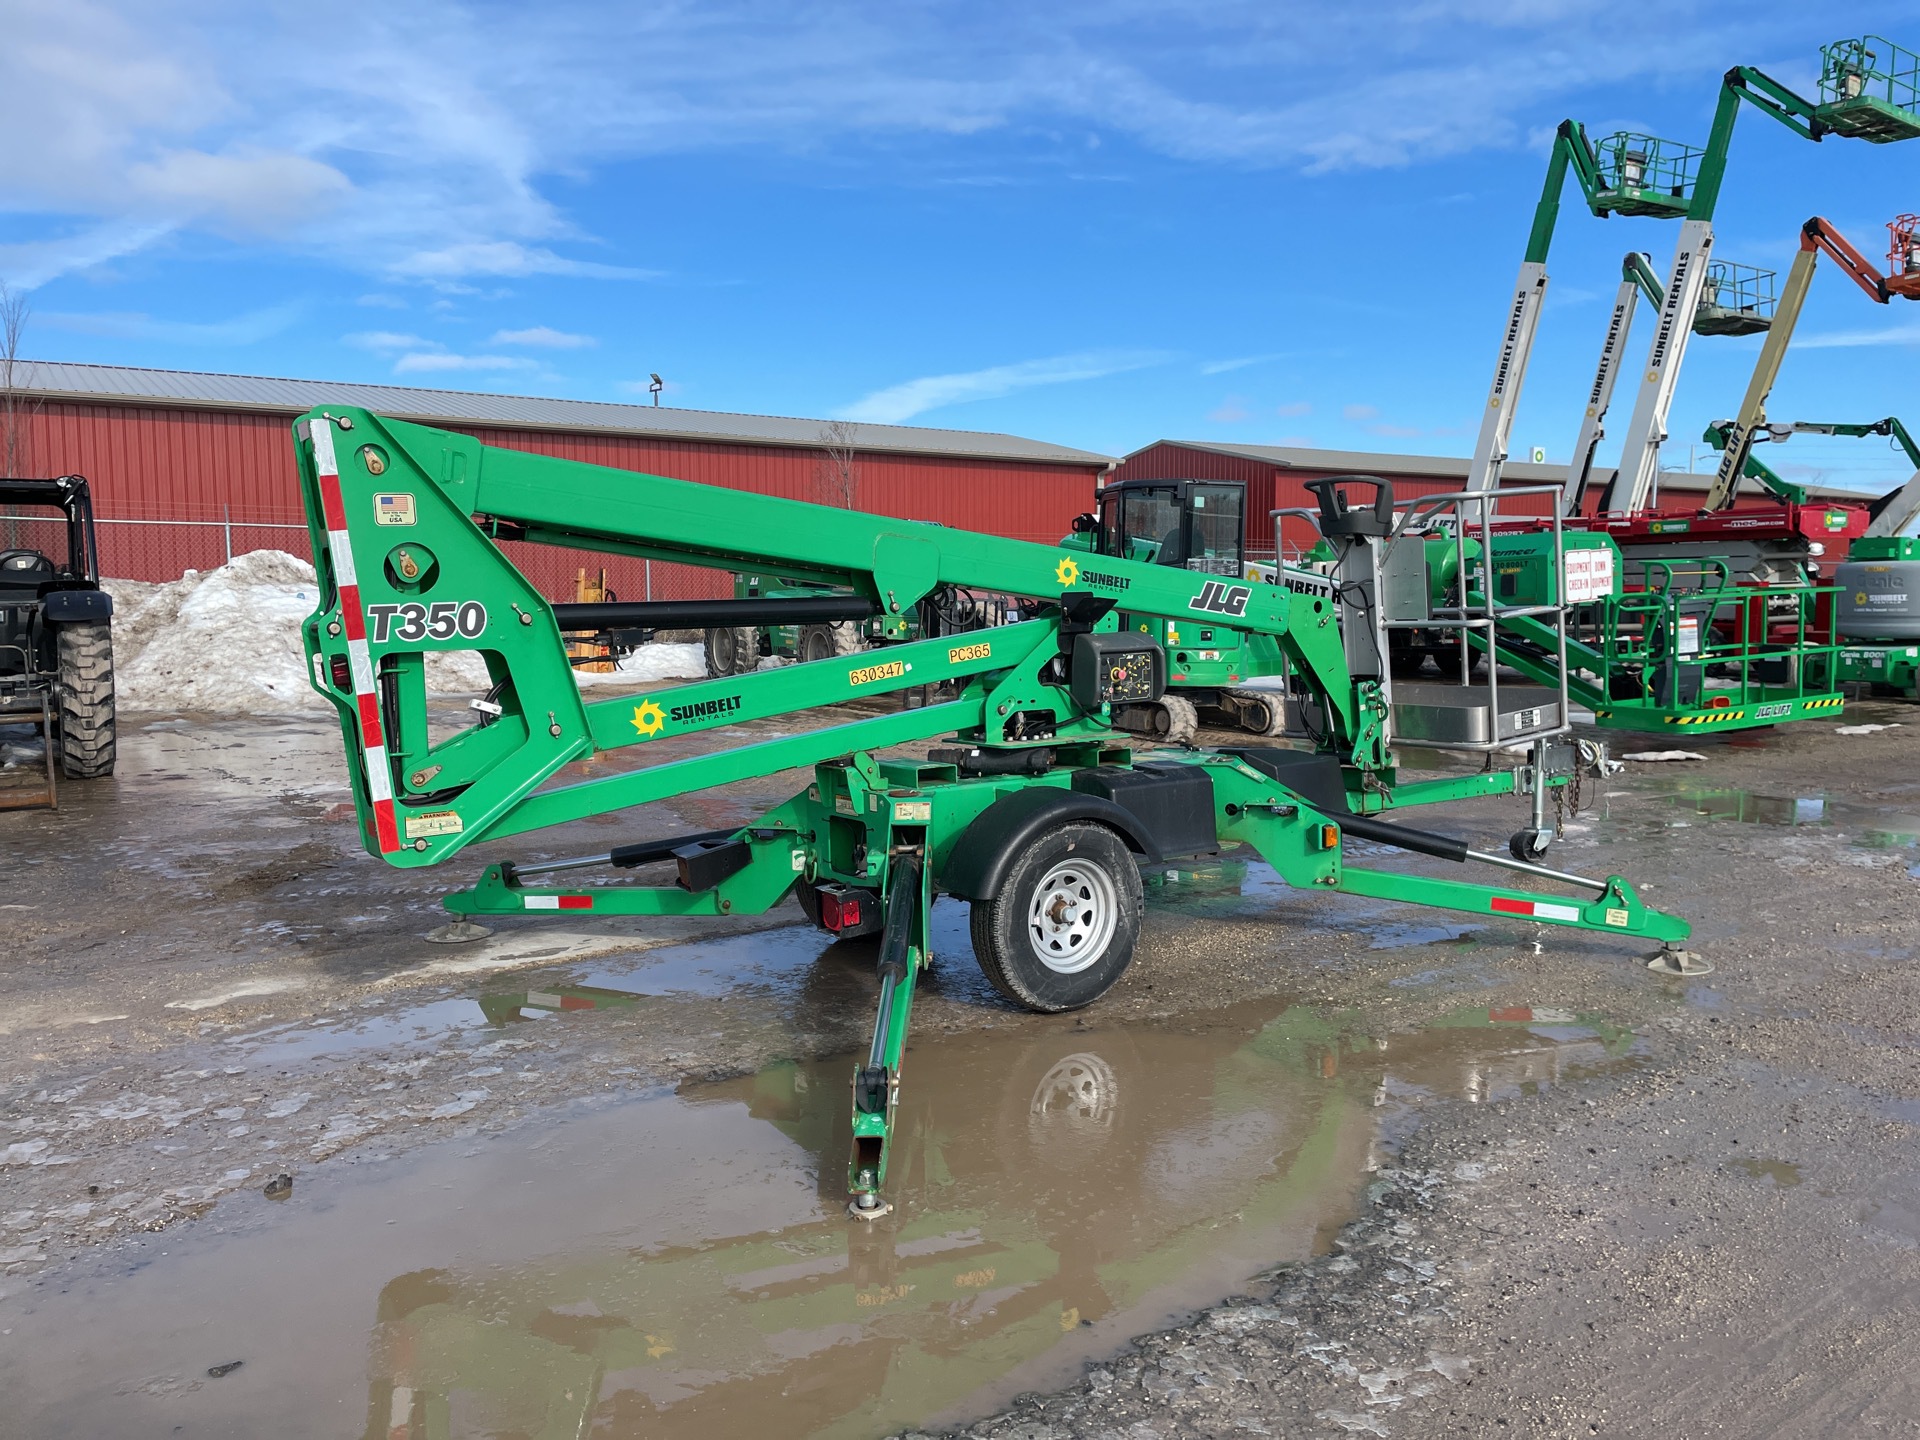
[329, 654, 352, 692]
[1707, 694, 1732, 709]
[820, 888, 862, 932]
[1317, 823, 1340, 850]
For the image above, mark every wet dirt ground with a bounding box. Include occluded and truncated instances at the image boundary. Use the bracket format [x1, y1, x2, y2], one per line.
[4, 698, 1920, 1436]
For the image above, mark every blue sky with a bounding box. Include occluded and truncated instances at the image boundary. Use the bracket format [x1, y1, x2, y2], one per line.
[5, 1, 1920, 495]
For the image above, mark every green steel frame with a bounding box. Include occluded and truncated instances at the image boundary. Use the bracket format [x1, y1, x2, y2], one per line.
[1480, 558, 1845, 732]
[294, 407, 1692, 1209]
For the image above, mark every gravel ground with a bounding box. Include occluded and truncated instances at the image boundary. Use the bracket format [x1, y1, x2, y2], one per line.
[4, 699, 1919, 1435]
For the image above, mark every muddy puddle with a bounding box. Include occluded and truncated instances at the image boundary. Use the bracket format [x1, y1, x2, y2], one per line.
[0, 990, 1636, 1440]
[1621, 782, 1920, 852]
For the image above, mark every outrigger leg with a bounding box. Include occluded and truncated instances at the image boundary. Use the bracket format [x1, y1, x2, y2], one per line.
[848, 846, 930, 1220]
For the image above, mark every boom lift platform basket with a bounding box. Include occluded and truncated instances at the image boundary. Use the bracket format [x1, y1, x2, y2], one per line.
[293, 410, 1696, 1214]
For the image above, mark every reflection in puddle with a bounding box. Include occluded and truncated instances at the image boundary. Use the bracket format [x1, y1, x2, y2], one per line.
[0, 1000, 1639, 1440]
[1728, 1157, 1803, 1187]
[1635, 786, 1920, 850]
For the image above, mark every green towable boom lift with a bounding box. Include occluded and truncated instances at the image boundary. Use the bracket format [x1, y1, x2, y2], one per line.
[294, 408, 1692, 1215]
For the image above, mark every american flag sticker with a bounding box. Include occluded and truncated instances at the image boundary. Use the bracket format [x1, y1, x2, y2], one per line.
[374, 493, 417, 526]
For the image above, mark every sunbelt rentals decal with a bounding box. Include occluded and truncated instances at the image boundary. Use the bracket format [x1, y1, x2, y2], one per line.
[631, 692, 746, 737]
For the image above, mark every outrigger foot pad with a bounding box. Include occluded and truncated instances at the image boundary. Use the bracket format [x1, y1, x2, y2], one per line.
[848, 1194, 893, 1222]
[424, 920, 494, 945]
[1648, 947, 1712, 977]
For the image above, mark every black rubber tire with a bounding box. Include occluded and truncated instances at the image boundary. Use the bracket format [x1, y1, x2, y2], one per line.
[1227, 688, 1285, 737]
[704, 625, 760, 677]
[830, 620, 864, 656]
[798, 623, 836, 664]
[55, 620, 116, 779]
[1509, 830, 1551, 863]
[968, 822, 1144, 1013]
[1160, 694, 1199, 744]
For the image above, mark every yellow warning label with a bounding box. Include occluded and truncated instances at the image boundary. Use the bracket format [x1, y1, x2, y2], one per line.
[849, 659, 907, 686]
[404, 809, 464, 839]
[1604, 907, 1630, 928]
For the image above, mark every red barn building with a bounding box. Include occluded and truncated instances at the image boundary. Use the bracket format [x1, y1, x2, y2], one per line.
[4, 361, 1117, 598]
[1114, 439, 1865, 560]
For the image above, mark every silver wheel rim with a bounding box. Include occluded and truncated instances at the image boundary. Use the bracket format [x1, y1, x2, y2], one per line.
[1026, 858, 1120, 974]
[1028, 1052, 1119, 1142]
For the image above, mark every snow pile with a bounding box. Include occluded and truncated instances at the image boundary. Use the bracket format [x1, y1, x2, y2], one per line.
[575, 643, 706, 686]
[104, 552, 707, 715]
[111, 551, 321, 714]
[1620, 750, 1708, 763]
[1835, 723, 1901, 736]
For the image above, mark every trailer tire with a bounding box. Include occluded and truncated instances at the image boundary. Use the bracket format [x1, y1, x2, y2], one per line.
[55, 620, 116, 779]
[830, 620, 864, 656]
[968, 822, 1143, 1013]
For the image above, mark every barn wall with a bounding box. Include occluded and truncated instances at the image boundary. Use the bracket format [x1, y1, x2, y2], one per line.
[16, 402, 1102, 598]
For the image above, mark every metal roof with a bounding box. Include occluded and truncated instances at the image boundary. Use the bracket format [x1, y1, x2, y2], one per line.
[12, 360, 1117, 469]
[1137, 439, 1867, 501]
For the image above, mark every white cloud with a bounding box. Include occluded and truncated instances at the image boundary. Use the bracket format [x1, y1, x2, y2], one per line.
[1796, 322, 1920, 349]
[1201, 353, 1287, 375]
[840, 350, 1169, 424]
[0, 1, 1762, 287]
[356, 293, 408, 309]
[0, 222, 175, 290]
[1342, 403, 1380, 422]
[1276, 401, 1311, 417]
[389, 242, 658, 284]
[490, 325, 597, 348]
[345, 330, 433, 352]
[40, 302, 303, 345]
[127, 147, 350, 233]
[392, 352, 539, 374]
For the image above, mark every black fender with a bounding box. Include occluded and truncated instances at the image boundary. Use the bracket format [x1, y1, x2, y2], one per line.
[43, 589, 112, 624]
[941, 788, 1159, 901]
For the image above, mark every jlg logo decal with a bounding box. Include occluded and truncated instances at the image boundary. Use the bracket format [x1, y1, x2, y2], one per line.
[1191, 581, 1251, 618]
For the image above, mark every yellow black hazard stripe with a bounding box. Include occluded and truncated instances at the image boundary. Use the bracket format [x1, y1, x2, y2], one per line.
[1660, 694, 1845, 725]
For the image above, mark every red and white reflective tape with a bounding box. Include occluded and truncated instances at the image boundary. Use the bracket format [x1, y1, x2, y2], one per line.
[523, 895, 594, 910]
[312, 418, 400, 854]
[1490, 896, 1582, 923]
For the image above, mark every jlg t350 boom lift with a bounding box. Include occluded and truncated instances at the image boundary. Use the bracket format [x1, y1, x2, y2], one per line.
[295, 409, 1692, 1214]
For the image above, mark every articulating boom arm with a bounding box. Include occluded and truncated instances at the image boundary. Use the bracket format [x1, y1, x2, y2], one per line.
[1562, 253, 1663, 517]
[1701, 218, 1906, 512]
[294, 408, 1371, 866]
[1600, 49, 1920, 516]
[1785, 418, 1920, 536]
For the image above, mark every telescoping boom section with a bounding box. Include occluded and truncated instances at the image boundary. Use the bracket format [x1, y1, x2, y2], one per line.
[295, 408, 1691, 1213]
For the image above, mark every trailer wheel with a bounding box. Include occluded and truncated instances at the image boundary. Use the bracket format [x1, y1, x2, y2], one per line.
[797, 623, 836, 664]
[968, 822, 1143, 1013]
[55, 620, 116, 779]
[830, 620, 864, 656]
